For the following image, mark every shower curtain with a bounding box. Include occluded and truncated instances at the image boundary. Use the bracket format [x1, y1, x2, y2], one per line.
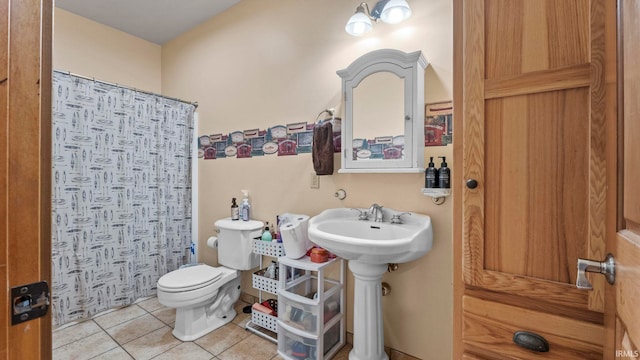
[51, 71, 195, 326]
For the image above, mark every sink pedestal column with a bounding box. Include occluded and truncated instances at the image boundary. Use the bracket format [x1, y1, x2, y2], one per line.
[348, 261, 389, 360]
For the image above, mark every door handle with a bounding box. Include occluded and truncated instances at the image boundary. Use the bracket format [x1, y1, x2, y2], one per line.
[576, 254, 615, 290]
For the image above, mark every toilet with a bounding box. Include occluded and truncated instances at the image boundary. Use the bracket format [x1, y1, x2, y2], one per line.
[157, 218, 262, 341]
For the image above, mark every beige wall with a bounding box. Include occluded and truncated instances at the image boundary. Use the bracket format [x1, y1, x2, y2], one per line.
[162, 1, 453, 358]
[53, 8, 162, 93]
[54, 0, 453, 357]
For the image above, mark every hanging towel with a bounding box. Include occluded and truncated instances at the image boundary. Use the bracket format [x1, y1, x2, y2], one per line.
[312, 121, 334, 175]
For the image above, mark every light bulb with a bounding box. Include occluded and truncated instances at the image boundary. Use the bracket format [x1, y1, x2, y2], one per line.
[345, 11, 373, 36]
[380, 0, 412, 24]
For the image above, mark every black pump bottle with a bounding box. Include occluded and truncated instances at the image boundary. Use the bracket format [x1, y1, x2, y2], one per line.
[425, 157, 438, 188]
[438, 156, 450, 189]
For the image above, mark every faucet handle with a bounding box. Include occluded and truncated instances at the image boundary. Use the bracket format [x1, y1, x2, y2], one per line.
[390, 212, 411, 224]
[350, 208, 369, 221]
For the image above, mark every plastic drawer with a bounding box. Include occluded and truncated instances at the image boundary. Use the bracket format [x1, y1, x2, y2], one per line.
[278, 287, 341, 332]
[282, 275, 340, 297]
[277, 320, 341, 360]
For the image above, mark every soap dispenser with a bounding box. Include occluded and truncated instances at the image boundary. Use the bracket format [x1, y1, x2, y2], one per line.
[425, 157, 438, 188]
[240, 190, 251, 221]
[438, 156, 450, 189]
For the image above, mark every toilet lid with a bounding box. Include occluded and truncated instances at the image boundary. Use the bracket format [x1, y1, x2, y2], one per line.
[158, 265, 223, 292]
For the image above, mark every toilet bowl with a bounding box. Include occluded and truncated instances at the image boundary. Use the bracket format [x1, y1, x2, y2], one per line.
[157, 264, 240, 341]
[156, 218, 263, 341]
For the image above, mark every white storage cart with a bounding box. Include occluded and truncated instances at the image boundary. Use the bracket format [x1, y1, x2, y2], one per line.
[277, 256, 345, 360]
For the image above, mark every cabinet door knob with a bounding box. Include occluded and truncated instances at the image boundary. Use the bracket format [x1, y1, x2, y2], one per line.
[466, 179, 478, 189]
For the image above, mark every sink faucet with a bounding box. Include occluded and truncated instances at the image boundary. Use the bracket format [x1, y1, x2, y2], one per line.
[368, 203, 384, 222]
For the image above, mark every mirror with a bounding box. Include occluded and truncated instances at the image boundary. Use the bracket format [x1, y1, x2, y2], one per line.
[337, 49, 427, 173]
[352, 71, 405, 160]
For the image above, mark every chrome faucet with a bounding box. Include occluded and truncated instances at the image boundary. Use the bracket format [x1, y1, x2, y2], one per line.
[368, 203, 384, 222]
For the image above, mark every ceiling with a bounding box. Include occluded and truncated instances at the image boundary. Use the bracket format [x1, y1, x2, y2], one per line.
[55, 0, 241, 45]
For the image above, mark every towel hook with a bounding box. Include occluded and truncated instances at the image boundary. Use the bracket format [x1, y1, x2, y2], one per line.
[315, 108, 336, 124]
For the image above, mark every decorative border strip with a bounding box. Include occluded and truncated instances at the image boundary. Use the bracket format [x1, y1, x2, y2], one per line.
[198, 102, 453, 160]
[197, 120, 342, 160]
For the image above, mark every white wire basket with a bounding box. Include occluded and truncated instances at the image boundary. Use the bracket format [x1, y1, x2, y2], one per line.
[253, 240, 286, 257]
[253, 268, 279, 294]
[252, 310, 278, 332]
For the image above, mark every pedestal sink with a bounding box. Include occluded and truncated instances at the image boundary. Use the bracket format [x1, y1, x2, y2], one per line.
[308, 208, 433, 360]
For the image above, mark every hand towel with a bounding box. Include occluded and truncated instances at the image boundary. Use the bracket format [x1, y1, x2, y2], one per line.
[312, 121, 334, 175]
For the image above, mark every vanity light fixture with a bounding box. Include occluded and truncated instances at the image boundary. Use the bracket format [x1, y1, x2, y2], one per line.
[345, 0, 412, 36]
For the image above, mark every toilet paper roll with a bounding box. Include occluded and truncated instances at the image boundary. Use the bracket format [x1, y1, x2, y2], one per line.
[280, 220, 310, 259]
[207, 236, 218, 249]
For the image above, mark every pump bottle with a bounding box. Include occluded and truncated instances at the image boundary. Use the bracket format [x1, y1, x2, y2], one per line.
[240, 190, 251, 221]
[425, 157, 438, 188]
[438, 156, 450, 189]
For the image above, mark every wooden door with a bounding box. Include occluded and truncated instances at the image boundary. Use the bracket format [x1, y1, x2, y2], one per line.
[461, 0, 608, 313]
[1, 0, 53, 359]
[453, 0, 618, 358]
[612, 1, 640, 356]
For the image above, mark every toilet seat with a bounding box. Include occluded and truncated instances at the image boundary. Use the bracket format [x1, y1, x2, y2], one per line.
[157, 264, 223, 293]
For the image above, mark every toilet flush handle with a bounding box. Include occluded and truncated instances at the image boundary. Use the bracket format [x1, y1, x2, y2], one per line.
[576, 254, 615, 290]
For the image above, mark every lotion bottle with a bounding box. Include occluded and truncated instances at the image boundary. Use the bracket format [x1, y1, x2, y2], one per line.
[425, 157, 438, 188]
[438, 156, 451, 189]
[240, 190, 251, 221]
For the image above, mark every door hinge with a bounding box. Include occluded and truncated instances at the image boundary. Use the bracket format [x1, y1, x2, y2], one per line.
[11, 281, 50, 325]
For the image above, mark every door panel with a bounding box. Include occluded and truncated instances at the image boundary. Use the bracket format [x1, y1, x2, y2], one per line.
[2, 0, 53, 359]
[614, 1, 640, 353]
[610, 0, 640, 356]
[484, 0, 590, 78]
[484, 89, 589, 283]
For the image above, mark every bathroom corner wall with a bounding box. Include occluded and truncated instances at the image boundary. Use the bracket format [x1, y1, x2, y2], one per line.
[53, 9, 162, 93]
[161, 1, 453, 358]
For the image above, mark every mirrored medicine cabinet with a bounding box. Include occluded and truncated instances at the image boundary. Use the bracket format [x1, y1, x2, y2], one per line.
[337, 49, 428, 173]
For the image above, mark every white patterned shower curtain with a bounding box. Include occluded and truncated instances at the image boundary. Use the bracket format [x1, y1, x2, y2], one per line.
[51, 71, 195, 326]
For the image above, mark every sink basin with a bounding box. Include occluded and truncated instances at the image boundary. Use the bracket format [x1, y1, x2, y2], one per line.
[308, 207, 433, 264]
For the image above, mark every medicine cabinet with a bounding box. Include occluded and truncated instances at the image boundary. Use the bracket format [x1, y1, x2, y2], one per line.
[337, 49, 427, 173]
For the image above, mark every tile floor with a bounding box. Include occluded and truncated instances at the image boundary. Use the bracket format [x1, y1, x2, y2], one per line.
[52, 297, 352, 360]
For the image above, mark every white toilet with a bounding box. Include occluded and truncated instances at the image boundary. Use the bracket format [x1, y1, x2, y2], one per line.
[157, 218, 263, 341]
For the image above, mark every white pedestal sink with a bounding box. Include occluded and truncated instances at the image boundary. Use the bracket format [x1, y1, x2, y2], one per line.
[308, 208, 433, 360]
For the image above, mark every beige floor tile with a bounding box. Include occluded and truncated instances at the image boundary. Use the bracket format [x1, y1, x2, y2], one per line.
[151, 306, 176, 325]
[333, 344, 353, 360]
[136, 296, 164, 313]
[194, 323, 251, 356]
[93, 305, 147, 329]
[121, 326, 181, 360]
[106, 313, 166, 345]
[52, 331, 119, 360]
[217, 334, 277, 360]
[151, 342, 214, 360]
[52, 320, 102, 349]
[232, 301, 251, 327]
[91, 346, 134, 360]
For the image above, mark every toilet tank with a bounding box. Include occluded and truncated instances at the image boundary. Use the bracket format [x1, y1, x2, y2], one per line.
[213, 218, 262, 270]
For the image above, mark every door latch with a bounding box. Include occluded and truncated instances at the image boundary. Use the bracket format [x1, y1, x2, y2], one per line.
[576, 254, 615, 290]
[11, 281, 50, 325]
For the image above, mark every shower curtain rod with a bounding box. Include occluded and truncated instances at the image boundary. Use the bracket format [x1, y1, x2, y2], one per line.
[53, 69, 199, 108]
